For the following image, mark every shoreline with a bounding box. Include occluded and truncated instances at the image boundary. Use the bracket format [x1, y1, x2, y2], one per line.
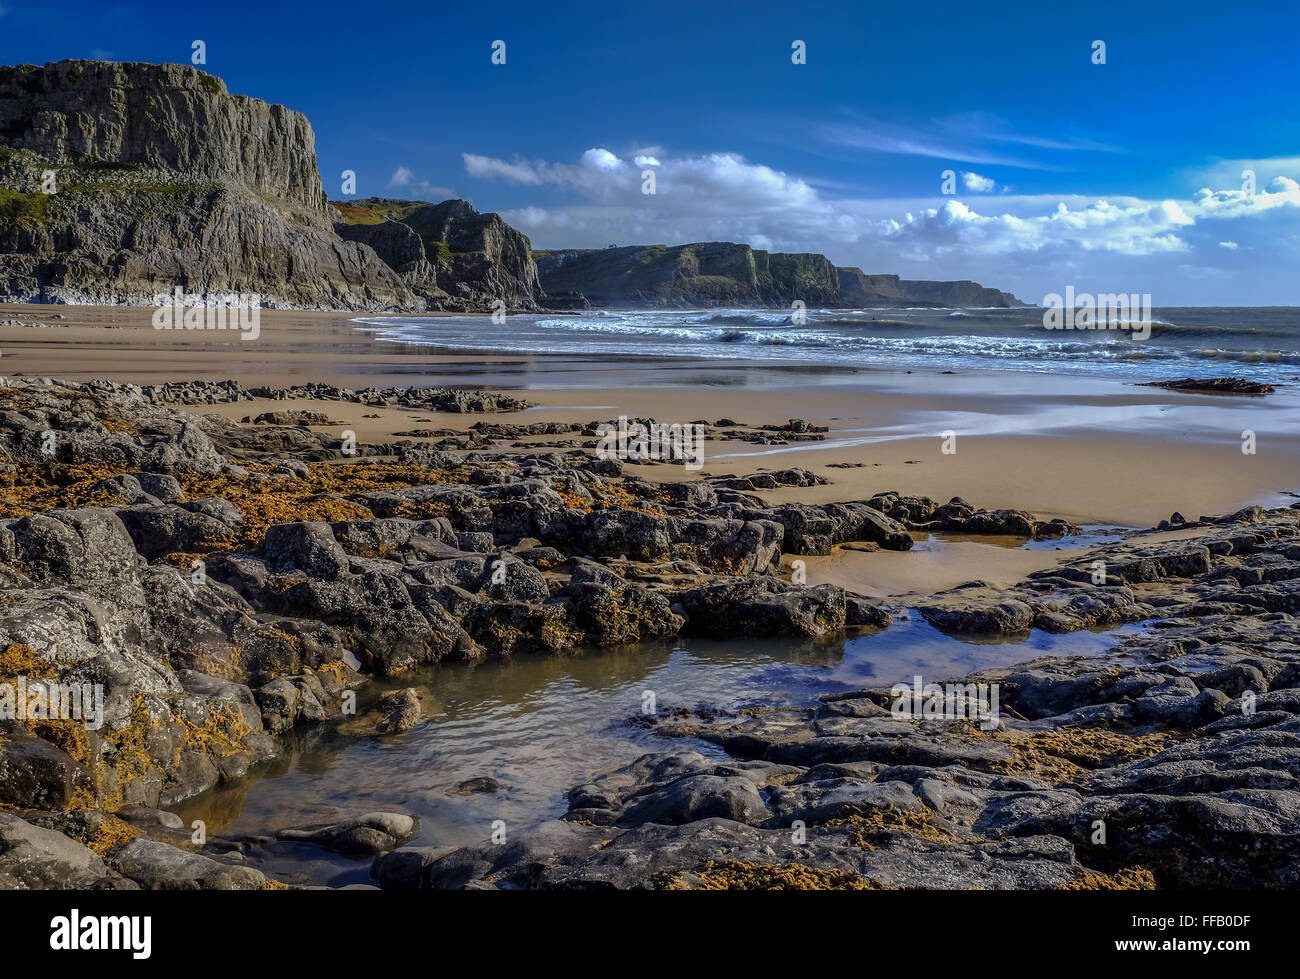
[3, 303, 1296, 529]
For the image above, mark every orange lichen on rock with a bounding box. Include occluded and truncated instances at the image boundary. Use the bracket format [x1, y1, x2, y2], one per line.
[658, 859, 882, 891]
[0, 463, 133, 518]
[824, 803, 961, 850]
[985, 726, 1177, 784]
[1060, 866, 1158, 890]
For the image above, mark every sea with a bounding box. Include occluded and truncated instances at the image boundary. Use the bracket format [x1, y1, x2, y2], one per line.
[356, 306, 1300, 384]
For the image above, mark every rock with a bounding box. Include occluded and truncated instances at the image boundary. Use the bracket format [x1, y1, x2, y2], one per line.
[276, 812, 418, 855]
[0, 732, 93, 808]
[673, 579, 846, 639]
[0, 812, 117, 889]
[448, 776, 503, 795]
[845, 596, 892, 628]
[106, 838, 266, 890]
[1140, 377, 1275, 396]
[370, 845, 458, 890]
[916, 585, 1035, 635]
[372, 687, 422, 733]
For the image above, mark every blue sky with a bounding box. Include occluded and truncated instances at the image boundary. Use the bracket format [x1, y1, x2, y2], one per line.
[4, 0, 1299, 304]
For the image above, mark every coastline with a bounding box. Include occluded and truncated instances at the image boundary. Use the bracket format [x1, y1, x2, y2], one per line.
[4, 302, 1296, 531]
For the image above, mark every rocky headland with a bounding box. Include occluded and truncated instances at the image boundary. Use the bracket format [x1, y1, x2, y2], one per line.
[535, 245, 1024, 309]
[0, 374, 1295, 889]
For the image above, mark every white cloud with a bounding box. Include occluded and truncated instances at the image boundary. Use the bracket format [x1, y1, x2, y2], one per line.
[462, 155, 544, 185]
[387, 166, 457, 202]
[459, 146, 1300, 301]
[961, 171, 996, 193]
[1219, 240, 1239, 249]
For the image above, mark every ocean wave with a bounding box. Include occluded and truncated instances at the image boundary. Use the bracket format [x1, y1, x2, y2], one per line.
[353, 308, 1300, 382]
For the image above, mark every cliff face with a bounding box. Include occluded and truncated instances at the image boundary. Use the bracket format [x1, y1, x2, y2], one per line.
[837, 268, 1023, 308]
[838, 268, 1023, 308]
[890, 278, 1024, 307]
[0, 61, 326, 211]
[0, 61, 540, 312]
[333, 198, 541, 311]
[536, 245, 1022, 309]
[535, 242, 839, 308]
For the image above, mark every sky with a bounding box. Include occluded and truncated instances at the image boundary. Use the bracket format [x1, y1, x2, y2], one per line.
[3, 0, 1299, 305]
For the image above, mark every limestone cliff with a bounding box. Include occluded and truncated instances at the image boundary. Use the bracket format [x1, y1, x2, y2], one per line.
[332, 198, 540, 312]
[534, 242, 840, 308]
[838, 268, 1024, 308]
[535, 244, 1021, 309]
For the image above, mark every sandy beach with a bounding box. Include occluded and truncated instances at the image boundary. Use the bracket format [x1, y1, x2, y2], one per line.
[4, 302, 1296, 540]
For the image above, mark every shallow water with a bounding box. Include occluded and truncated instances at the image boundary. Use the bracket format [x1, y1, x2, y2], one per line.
[176, 613, 1144, 886]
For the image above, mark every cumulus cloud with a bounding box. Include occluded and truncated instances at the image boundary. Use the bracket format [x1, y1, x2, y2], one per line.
[1219, 240, 1239, 249]
[961, 171, 996, 193]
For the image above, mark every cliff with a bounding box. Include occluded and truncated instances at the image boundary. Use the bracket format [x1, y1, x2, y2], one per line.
[0, 61, 538, 311]
[838, 268, 1023, 308]
[534, 242, 841, 308]
[536, 244, 1022, 309]
[332, 198, 540, 311]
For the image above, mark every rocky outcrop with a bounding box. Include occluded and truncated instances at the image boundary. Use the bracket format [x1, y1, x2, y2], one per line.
[1139, 377, 1276, 396]
[889, 277, 1024, 307]
[415, 503, 1300, 890]
[8, 372, 1294, 891]
[0, 61, 420, 310]
[0, 60, 1021, 314]
[333, 198, 541, 311]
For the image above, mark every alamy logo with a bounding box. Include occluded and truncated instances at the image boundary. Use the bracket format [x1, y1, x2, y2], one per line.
[1042, 287, 1152, 340]
[596, 416, 705, 470]
[0, 677, 104, 731]
[151, 287, 261, 341]
[891, 676, 1000, 730]
[50, 909, 151, 959]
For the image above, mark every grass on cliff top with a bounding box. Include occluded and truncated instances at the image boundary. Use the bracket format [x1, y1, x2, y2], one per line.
[329, 198, 485, 265]
[0, 188, 51, 230]
[330, 198, 428, 226]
